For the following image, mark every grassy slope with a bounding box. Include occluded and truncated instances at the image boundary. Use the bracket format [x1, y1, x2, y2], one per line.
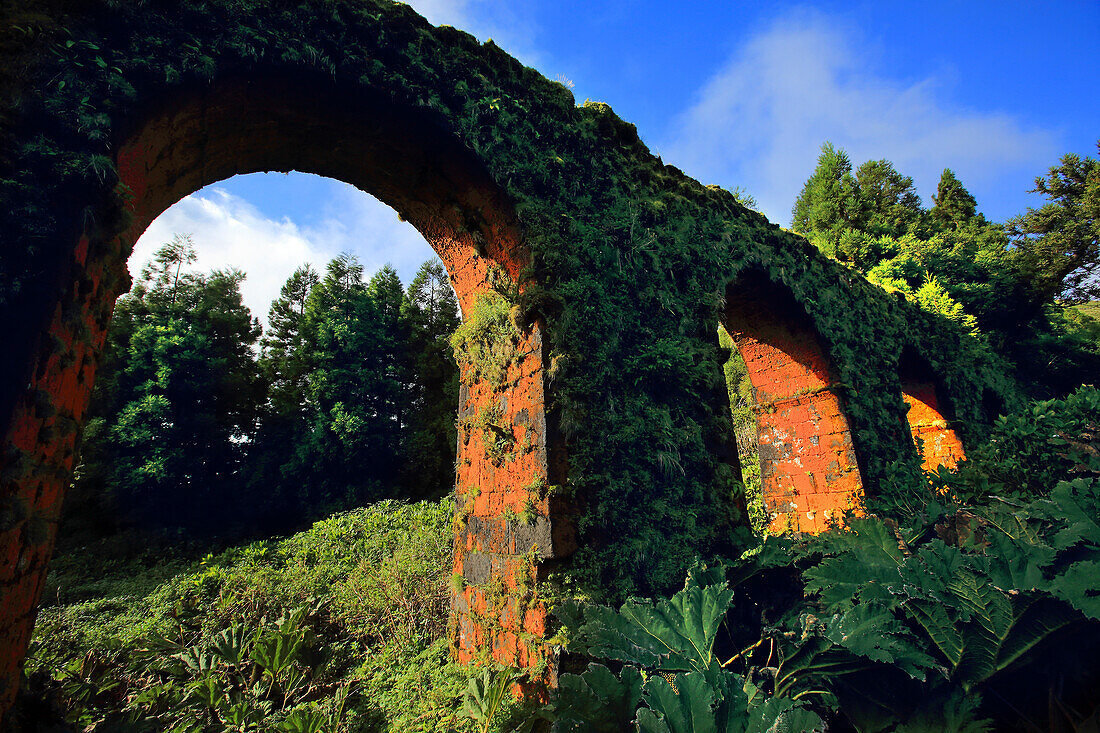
[18, 499, 514, 732]
[1075, 301, 1100, 322]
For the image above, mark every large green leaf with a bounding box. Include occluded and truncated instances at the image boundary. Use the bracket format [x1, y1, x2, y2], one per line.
[574, 574, 733, 674]
[823, 604, 935, 680]
[977, 530, 1051, 593]
[636, 673, 718, 733]
[899, 540, 968, 603]
[552, 664, 643, 732]
[804, 518, 906, 611]
[463, 666, 518, 732]
[904, 600, 963, 668]
[894, 689, 993, 733]
[744, 697, 825, 733]
[1049, 479, 1100, 551]
[990, 594, 1082, 675]
[948, 570, 1013, 688]
[1049, 559, 1100, 621]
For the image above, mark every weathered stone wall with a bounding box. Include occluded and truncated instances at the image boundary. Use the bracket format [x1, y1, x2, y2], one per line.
[901, 378, 966, 472]
[0, 233, 125, 710]
[724, 279, 864, 534]
[0, 73, 567, 708]
[0, 0, 1018, 717]
[452, 320, 567, 687]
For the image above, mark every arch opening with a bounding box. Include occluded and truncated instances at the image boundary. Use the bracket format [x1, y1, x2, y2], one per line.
[720, 273, 864, 534]
[898, 347, 966, 472]
[0, 72, 561, 706]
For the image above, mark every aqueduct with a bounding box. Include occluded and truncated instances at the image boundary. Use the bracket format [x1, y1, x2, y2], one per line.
[0, 0, 1012, 713]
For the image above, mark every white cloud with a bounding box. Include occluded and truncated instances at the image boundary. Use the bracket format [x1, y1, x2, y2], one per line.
[662, 8, 1058, 225]
[131, 184, 437, 325]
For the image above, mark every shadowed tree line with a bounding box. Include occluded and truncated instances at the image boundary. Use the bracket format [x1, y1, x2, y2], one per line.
[67, 236, 461, 538]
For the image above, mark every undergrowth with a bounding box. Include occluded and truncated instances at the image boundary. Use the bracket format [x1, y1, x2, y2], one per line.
[16, 498, 524, 732]
[539, 386, 1100, 731]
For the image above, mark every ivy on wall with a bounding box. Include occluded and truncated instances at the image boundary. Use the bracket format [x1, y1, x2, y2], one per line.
[0, 0, 1020, 603]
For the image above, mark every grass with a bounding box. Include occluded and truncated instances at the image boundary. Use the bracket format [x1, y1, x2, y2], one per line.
[1074, 300, 1100, 323]
[16, 498, 516, 732]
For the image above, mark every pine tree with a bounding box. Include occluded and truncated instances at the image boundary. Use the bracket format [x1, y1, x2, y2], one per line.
[260, 264, 319, 414]
[855, 159, 923, 238]
[401, 260, 461, 497]
[74, 237, 262, 531]
[279, 254, 408, 510]
[1006, 141, 1100, 306]
[930, 168, 979, 232]
[791, 142, 865, 261]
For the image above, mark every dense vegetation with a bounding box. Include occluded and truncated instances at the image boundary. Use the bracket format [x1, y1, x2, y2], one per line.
[546, 385, 1100, 732]
[1, 0, 1029, 605]
[16, 134, 1098, 730]
[66, 241, 461, 540]
[788, 141, 1100, 397]
[2, 0, 1097, 727]
[19, 499, 518, 731]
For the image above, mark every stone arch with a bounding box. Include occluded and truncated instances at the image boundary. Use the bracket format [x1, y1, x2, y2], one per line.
[721, 272, 864, 534]
[898, 347, 966, 471]
[0, 2, 1024, 716]
[0, 71, 563, 707]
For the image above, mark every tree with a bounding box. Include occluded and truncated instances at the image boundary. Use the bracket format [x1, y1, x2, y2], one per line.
[277, 254, 408, 510]
[790, 143, 1100, 397]
[73, 237, 263, 531]
[855, 158, 923, 238]
[1006, 141, 1100, 306]
[401, 260, 461, 498]
[260, 264, 319, 414]
[791, 142, 864, 261]
[930, 168, 979, 232]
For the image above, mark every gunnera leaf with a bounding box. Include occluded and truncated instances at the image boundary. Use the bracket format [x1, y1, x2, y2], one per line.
[572, 574, 733, 674]
[636, 673, 717, 733]
[552, 664, 643, 732]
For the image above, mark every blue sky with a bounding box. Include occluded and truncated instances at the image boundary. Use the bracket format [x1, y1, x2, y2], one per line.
[133, 0, 1100, 321]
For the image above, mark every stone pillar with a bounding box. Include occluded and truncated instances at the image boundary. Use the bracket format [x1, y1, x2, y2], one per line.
[0, 235, 126, 712]
[452, 319, 571, 688]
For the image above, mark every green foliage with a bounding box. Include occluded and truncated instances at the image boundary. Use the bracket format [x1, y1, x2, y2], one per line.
[930, 169, 980, 232]
[400, 260, 463, 498]
[1006, 141, 1100, 306]
[0, 0, 1023, 607]
[548, 567, 824, 732]
[69, 236, 263, 533]
[462, 666, 523, 733]
[545, 390, 1100, 730]
[25, 498, 487, 731]
[717, 326, 765, 534]
[791, 143, 865, 264]
[791, 142, 1100, 397]
[934, 385, 1100, 502]
[450, 291, 520, 391]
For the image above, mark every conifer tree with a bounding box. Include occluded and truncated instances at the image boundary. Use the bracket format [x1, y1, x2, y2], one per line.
[73, 236, 262, 531]
[261, 263, 319, 412]
[855, 159, 923, 238]
[930, 168, 979, 231]
[401, 260, 461, 497]
[790, 142, 864, 260]
[1006, 141, 1100, 306]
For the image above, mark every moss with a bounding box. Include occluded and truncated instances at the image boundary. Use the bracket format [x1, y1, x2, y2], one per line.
[0, 0, 1020, 607]
[519, 496, 537, 526]
[450, 291, 520, 391]
[458, 400, 515, 467]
